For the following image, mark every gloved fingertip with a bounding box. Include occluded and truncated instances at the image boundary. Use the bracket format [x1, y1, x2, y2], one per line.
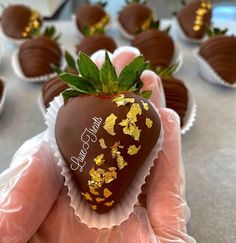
[159, 108, 181, 132]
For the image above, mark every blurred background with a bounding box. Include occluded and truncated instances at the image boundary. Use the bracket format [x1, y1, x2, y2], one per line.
[1, 0, 236, 21]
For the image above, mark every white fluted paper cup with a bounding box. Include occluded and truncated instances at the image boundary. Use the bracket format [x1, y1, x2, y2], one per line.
[0, 77, 7, 116]
[181, 90, 197, 135]
[46, 95, 164, 229]
[194, 49, 236, 88]
[12, 50, 58, 82]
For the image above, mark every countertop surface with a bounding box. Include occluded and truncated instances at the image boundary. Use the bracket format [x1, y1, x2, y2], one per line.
[0, 18, 236, 243]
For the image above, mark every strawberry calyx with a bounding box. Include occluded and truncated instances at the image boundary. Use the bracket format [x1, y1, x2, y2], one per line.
[60, 52, 151, 101]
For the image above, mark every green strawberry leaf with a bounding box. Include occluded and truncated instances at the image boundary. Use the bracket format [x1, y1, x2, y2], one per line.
[140, 90, 152, 99]
[77, 52, 102, 91]
[60, 73, 96, 94]
[62, 89, 83, 102]
[100, 52, 118, 94]
[118, 55, 146, 91]
[128, 80, 143, 92]
[65, 51, 77, 70]
[51, 63, 63, 75]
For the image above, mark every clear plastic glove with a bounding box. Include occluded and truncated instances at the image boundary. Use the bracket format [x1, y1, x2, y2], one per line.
[0, 48, 196, 243]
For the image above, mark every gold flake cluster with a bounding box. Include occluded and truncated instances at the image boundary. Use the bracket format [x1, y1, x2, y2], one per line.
[193, 1, 212, 32]
[81, 95, 154, 211]
[22, 10, 41, 38]
[86, 15, 109, 36]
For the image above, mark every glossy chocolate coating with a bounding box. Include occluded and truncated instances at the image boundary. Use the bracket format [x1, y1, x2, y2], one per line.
[76, 3, 107, 32]
[19, 37, 62, 77]
[1, 4, 40, 39]
[42, 76, 68, 108]
[118, 3, 152, 35]
[132, 29, 174, 69]
[55, 93, 161, 214]
[199, 35, 236, 84]
[177, 0, 212, 39]
[162, 77, 188, 126]
[77, 35, 117, 56]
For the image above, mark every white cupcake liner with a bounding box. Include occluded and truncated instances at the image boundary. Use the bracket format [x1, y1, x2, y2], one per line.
[72, 14, 112, 39]
[181, 90, 197, 135]
[38, 94, 46, 117]
[174, 17, 207, 44]
[46, 95, 164, 229]
[172, 43, 183, 74]
[194, 49, 236, 88]
[12, 49, 60, 83]
[0, 25, 26, 46]
[0, 77, 7, 116]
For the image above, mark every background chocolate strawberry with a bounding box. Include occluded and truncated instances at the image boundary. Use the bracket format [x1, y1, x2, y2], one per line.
[156, 63, 188, 127]
[177, 0, 212, 39]
[77, 35, 117, 56]
[131, 21, 174, 69]
[1, 4, 42, 39]
[19, 26, 62, 77]
[55, 52, 161, 214]
[198, 27, 236, 84]
[76, 1, 109, 36]
[118, 0, 153, 35]
[42, 51, 78, 109]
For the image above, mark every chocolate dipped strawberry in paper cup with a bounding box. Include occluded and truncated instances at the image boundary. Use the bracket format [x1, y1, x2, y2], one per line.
[175, 0, 212, 43]
[195, 27, 236, 88]
[46, 47, 164, 228]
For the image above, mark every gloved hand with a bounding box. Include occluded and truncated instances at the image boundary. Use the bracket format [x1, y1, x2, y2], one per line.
[0, 47, 196, 243]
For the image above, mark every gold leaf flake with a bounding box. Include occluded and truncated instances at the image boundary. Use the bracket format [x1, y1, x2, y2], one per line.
[89, 186, 99, 196]
[141, 101, 149, 111]
[133, 126, 141, 141]
[201, 2, 206, 7]
[104, 201, 114, 207]
[196, 8, 207, 16]
[141, 16, 153, 31]
[193, 25, 201, 31]
[91, 205, 97, 210]
[111, 142, 123, 158]
[94, 154, 105, 166]
[117, 154, 128, 170]
[104, 188, 112, 198]
[103, 113, 117, 136]
[127, 103, 142, 122]
[127, 145, 141, 155]
[119, 103, 142, 141]
[99, 138, 107, 149]
[81, 192, 93, 201]
[207, 2, 212, 9]
[113, 94, 135, 107]
[146, 118, 153, 129]
[89, 167, 105, 188]
[104, 167, 117, 183]
[96, 197, 105, 203]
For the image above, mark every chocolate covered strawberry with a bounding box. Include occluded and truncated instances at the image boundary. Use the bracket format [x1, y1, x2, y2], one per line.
[55, 52, 161, 214]
[131, 20, 174, 69]
[42, 51, 79, 108]
[177, 0, 212, 39]
[76, 1, 109, 36]
[19, 26, 62, 77]
[156, 63, 188, 127]
[118, 0, 153, 35]
[1, 4, 42, 39]
[199, 27, 236, 84]
[76, 25, 117, 56]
